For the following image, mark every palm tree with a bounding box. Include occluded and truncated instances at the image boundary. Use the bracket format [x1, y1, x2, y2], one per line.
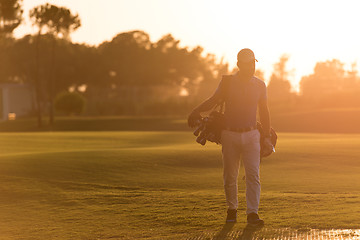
[30, 3, 81, 127]
[0, 0, 23, 37]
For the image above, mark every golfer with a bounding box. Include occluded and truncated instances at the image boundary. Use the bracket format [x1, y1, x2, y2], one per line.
[188, 48, 272, 227]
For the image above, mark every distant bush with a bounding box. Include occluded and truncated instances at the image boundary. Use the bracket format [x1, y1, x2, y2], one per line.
[54, 91, 86, 115]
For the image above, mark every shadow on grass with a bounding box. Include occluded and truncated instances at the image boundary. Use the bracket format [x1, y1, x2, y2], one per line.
[189, 227, 360, 239]
[213, 223, 235, 240]
[238, 224, 264, 240]
[212, 223, 263, 240]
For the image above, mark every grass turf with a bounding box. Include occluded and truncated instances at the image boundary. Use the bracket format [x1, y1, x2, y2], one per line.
[1, 131, 360, 239]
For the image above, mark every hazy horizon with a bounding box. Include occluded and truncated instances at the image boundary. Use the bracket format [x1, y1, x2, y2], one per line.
[14, 0, 360, 90]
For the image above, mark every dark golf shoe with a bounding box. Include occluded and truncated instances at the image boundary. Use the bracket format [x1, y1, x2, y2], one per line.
[246, 212, 264, 228]
[226, 209, 237, 223]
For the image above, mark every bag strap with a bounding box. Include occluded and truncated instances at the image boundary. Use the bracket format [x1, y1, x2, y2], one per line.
[215, 75, 232, 113]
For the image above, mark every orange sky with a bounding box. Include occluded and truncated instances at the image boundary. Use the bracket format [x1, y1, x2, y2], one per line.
[14, 0, 360, 91]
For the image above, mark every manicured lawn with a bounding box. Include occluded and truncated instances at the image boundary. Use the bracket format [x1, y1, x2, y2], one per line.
[1, 131, 360, 239]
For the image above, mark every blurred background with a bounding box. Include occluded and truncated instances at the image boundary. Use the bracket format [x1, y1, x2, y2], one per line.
[1, 0, 360, 133]
[2, 2, 360, 238]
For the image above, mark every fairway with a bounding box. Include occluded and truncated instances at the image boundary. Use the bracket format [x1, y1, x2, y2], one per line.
[1, 131, 360, 239]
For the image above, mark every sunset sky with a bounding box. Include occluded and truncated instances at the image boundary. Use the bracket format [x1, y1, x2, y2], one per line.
[14, 0, 360, 90]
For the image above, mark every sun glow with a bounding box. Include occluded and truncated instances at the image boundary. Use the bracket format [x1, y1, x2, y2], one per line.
[15, 0, 360, 87]
[179, 88, 189, 97]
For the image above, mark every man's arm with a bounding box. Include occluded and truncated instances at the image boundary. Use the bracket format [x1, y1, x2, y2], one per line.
[192, 95, 221, 113]
[258, 99, 271, 136]
[188, 76, 229, 127]
[188, 83, 222, 127]
[187, 94, 222, 127]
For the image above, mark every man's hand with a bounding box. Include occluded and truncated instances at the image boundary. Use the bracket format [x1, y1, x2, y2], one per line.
[188, 110, 202, 128]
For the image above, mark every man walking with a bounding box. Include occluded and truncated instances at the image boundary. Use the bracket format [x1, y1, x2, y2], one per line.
[188, 48, 272, 227]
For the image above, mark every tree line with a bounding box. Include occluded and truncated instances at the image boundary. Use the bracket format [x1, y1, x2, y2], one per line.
[267, 56, 360, 114]
[1, 0, 360, 127]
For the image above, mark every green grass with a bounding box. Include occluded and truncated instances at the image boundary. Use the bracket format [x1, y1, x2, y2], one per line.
[1, 131, 360, 239]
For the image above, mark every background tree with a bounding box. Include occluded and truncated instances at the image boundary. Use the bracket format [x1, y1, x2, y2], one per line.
[95, 31, 226, 115]
[344, 62, 360, 90]
[54, 91, 86, 115]
[96, 30, 153, 114]
[30, 3, 81, 126]
[8, 34, 97, 115]
[266, 55, 295, 113]
[0, 36, 14, 83]
[0, 0, 22, 87]
[0, 0, 22, 37]
[300, 59, 360, 108]
[300, 59, 345, 98]
[267, 55, 292, 98]
[255, 69, 265, 80]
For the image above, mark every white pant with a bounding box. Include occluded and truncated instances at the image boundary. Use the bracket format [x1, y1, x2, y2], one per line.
[221, 129, 261, 214]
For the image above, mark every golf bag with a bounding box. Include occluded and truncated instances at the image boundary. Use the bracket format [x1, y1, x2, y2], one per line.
[192, 103, 225, 145]
[257, 122, 277, 157]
